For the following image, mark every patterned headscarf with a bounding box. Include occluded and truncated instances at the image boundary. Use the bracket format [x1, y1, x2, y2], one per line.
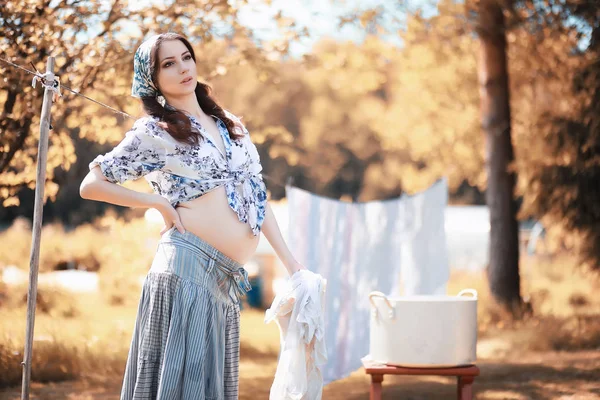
[131, 34, 161, 98]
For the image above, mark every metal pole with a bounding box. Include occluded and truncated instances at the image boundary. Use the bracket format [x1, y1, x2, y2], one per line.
[21, 56, 55, 400]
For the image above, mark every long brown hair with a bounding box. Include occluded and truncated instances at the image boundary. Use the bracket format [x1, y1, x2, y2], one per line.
[140, 33, 243, 145]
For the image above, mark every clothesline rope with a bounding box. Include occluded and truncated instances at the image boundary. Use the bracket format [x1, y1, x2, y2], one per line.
[1, 56, 136, 120]
[0, 56, 293, 190]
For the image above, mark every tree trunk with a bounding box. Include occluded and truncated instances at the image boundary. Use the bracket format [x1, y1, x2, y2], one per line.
[477, 0, 522, 315]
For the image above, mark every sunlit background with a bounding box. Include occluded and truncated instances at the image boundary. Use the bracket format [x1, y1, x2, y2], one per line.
[1, 0, 599, 398]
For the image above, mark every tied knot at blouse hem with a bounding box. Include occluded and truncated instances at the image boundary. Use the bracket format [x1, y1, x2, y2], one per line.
[89, 110, 267, 236]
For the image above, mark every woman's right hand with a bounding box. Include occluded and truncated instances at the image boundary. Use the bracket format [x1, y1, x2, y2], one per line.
[153, 196, 186, 235]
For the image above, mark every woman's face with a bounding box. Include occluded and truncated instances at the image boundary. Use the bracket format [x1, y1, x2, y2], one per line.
[155, 39, 197, 98]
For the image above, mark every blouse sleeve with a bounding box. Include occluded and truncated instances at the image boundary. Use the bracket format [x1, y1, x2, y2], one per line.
[89, 118, 166, 184]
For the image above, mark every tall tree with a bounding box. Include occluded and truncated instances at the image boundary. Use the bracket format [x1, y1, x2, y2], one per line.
[474, 0, 522, 314]
[341, 0, 524, 312]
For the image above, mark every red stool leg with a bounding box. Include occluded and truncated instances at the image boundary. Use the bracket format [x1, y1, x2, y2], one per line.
[370, 374, 384, 400]
[457, 376, 475, 400]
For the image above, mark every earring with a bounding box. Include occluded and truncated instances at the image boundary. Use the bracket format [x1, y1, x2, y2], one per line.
[157, 95, 166, 107]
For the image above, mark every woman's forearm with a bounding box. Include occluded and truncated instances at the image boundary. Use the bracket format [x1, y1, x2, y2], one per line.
[80, 167, 161, 209]
[262, 202, 300, 274]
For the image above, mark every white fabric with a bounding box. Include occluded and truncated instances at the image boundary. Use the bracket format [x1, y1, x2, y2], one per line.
[265, 270, 328, 400]
[286, 179, 449, 384]
[396, 179, 449, 296]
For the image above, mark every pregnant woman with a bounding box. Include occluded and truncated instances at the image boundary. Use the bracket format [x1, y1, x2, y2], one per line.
[80, 32, 305, 400]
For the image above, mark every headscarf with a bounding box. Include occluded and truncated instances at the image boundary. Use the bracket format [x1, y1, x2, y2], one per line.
[131, 34, 161, 98]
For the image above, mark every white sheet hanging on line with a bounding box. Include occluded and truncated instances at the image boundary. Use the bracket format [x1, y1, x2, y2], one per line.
[285, 178, 449, 384]
[397, 179, 450, 296]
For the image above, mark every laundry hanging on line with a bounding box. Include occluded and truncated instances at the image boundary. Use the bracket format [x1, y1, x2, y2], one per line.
[285, 178, 450, 384]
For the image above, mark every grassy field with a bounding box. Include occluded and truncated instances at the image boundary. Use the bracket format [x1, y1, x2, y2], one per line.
[1, 217, 599, 399]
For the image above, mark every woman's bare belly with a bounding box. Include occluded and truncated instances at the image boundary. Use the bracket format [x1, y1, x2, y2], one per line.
[175, 185, 260, 264]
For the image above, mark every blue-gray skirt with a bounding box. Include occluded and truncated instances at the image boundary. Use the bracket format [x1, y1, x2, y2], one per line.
[120, 227, 251, 400]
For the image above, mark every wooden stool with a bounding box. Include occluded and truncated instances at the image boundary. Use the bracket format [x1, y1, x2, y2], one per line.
[363, 361, 480, 400]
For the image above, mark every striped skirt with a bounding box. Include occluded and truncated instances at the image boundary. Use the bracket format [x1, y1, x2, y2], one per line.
[120, 227, 251, 400]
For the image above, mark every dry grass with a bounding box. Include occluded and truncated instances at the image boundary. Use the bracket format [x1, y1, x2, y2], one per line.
[0, 301, 279, 388]
[0, 216, 599, 395]
[446, 254, 600, 353]
[0, 212, 159, 307]
[0, 290, 137, 388]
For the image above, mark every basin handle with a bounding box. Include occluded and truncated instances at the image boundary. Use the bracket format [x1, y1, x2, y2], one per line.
[457, 289, 478, 298]
[369, 291, 395, 320]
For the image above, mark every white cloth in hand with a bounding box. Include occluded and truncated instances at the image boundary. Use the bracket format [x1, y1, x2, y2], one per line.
[265, 270, 328, 400]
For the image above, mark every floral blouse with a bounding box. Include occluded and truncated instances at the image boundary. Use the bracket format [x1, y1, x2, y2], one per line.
[89, 110, 267, 236]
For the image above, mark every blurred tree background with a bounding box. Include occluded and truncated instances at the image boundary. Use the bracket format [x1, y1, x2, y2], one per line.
[1, 0, 598, 283]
